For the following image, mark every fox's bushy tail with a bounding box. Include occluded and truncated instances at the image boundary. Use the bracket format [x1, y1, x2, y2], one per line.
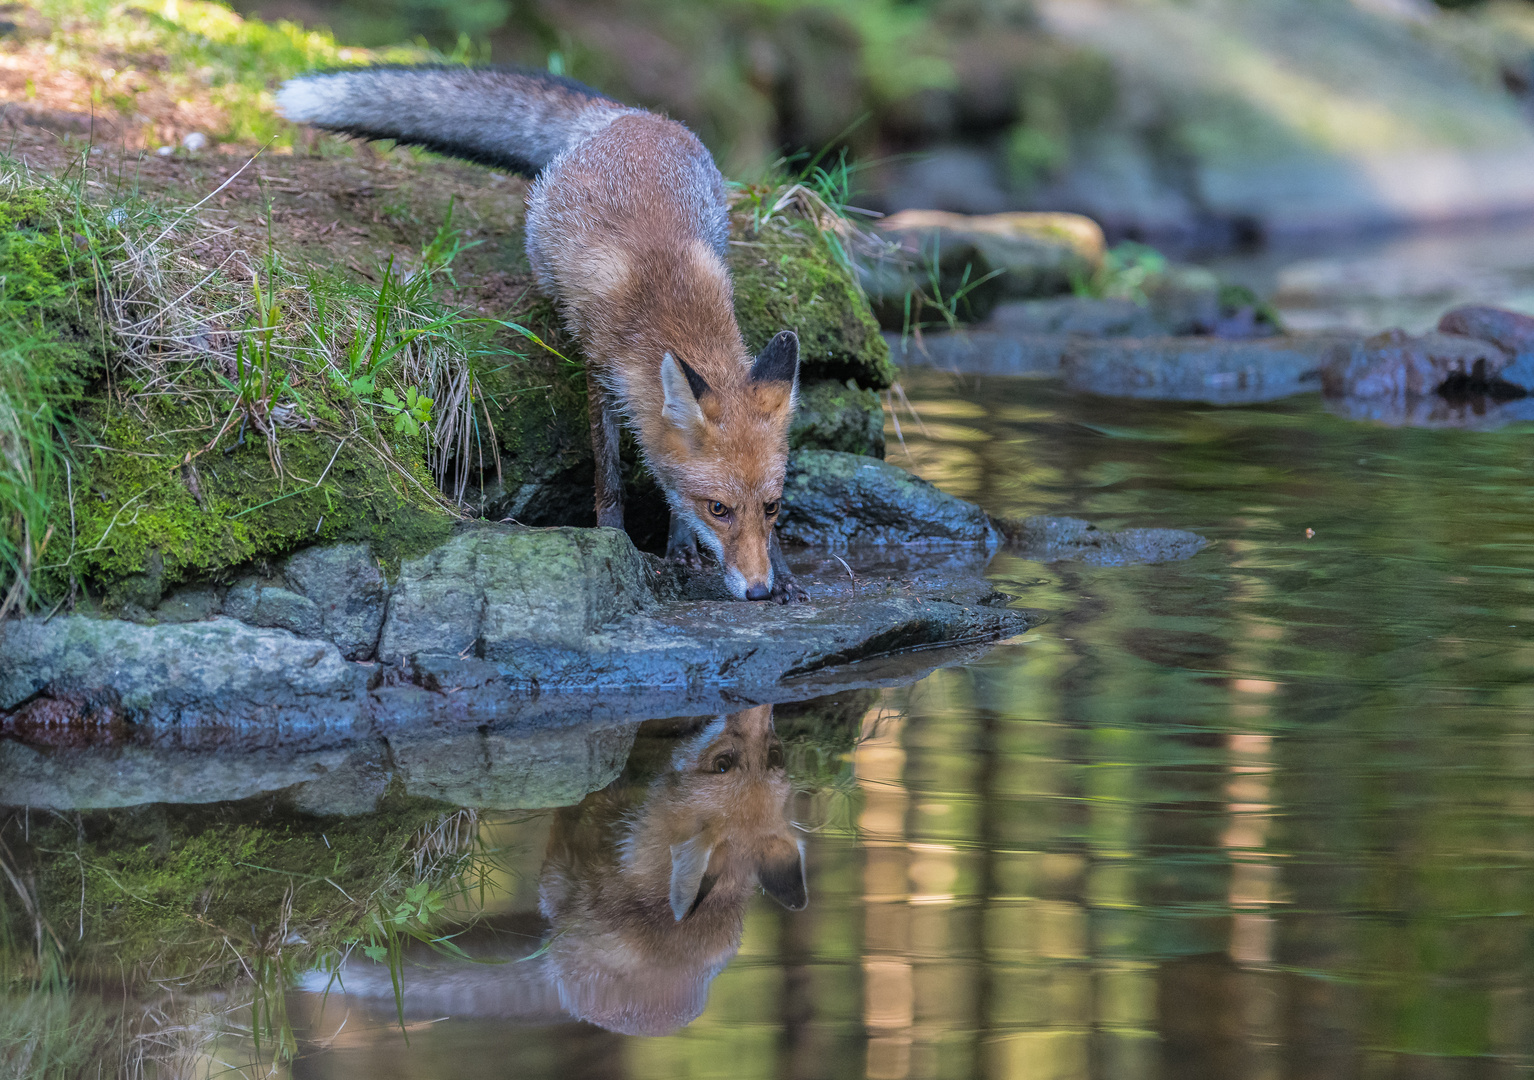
[275, 66, 638, 175]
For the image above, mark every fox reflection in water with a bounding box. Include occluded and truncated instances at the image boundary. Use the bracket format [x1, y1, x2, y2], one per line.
[306, 704, 807, 1037]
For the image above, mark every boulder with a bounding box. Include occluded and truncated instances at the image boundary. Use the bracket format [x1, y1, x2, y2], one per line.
[153, 586, 220, 624]
[0, 616, 360, 718]
[1437, 305, 1534, 389]
[222, 578, 324, 639]
[1321, 330, 1510, 400]
[1438, 304, 1534, 358]
[378, 526, 655, 665]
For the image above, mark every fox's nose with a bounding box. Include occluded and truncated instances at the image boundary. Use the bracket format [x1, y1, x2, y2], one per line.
[745, 582, 771, 601]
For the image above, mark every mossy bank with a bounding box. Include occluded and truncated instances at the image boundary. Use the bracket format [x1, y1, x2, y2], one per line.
[0, 137, 892, 614]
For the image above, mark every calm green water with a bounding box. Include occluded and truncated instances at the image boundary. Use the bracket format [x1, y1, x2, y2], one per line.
[6, 372, 1534, 1079]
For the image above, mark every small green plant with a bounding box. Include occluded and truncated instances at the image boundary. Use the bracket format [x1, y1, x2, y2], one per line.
[376, 384, 434, 438]
[1072, 240, 1168, 304]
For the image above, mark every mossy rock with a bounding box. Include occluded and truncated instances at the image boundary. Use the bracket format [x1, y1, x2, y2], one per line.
[51, 398, 454, 608]
[730, 223, 896, 390]
[790, 379, 885, 458]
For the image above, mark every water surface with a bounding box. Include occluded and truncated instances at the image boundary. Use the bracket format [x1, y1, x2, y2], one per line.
[6, 373, 1534, 1079]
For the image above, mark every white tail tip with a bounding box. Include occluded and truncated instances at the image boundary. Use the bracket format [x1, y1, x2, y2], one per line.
[274, 78, 337, 123]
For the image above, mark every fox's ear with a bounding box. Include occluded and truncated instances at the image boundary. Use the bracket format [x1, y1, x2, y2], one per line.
[661, 352, 709, 433]
[750, 331, 799, 385]
[669, 834, 715, 921]
[757, 835, 808, 911]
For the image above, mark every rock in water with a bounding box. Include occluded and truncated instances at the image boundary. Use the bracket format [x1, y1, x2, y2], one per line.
[780, 451, 1000, 548]
[1437, 305, 1534, 390]
[1061, 336, 1346, 404]
[1321, 329, 1510, 399]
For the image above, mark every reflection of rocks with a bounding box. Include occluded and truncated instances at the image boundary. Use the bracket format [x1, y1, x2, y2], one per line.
[1319, 329, 1512, 399]
[995, 516, 1209, 566]
[0, 719, 637, 813]
[1324, 391, 1534, 430]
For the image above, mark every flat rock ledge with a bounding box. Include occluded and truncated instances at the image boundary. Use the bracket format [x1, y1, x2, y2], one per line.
[0, 451, 1208, 732]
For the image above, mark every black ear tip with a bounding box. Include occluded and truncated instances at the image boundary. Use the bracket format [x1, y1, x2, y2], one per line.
[751, 330, 800, 383]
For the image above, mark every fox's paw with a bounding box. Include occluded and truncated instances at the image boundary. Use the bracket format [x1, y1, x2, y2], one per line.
[665, 536, 705, 571]
[771, 575, 810, 605]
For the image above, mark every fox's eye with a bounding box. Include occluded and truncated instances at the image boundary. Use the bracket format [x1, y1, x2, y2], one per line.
[708, 501, 729, 518]
[767, 744, 784, 769]
[763, 500, 780, 517]
[711, 753, 736, 773]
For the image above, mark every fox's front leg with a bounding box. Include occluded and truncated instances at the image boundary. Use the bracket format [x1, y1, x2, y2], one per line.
[665, 511, 704, 570]
[768, 530, 808, 604]
[586, 368, 624, 530]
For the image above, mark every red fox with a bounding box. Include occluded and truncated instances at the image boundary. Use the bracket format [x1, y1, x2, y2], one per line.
[276, 67, 805, 601]
[298, 704, 806, 1036]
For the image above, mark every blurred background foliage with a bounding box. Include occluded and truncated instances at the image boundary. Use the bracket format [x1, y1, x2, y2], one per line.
[214, 0, 1534, 247]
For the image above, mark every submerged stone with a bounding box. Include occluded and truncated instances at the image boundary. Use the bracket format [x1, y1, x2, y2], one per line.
[995, 516, 1209, 566]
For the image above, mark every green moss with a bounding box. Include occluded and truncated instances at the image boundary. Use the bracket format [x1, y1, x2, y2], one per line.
[790, 379, 886, 458]
[730, 223, 896, 390]
[51, 396, 453, 606]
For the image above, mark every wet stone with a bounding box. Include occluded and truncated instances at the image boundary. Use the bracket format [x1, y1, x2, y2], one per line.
[283, 542, 388, 660]
[780, 450, 999, 549]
